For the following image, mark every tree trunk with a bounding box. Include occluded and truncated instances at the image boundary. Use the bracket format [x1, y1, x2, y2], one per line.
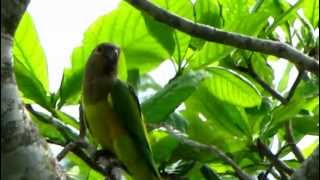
[1, 0, 66, 179]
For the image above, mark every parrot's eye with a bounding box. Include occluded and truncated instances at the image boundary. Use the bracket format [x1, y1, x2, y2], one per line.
[96, 46, 103, 53]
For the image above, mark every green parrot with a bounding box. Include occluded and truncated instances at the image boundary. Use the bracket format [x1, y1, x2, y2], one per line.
[82, 43, 160, 180]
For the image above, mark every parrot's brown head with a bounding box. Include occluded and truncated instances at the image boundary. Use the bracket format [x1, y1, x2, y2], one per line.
[83, 43, 120, 103]
[85, 43, 120, 78]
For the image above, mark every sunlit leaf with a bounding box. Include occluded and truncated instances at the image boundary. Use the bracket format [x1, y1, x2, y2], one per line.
[13, 12, 50, 108]
[205, 67, 261, 107]
[142, 70, 208, 123]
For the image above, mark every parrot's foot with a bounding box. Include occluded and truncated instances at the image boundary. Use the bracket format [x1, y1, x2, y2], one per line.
[57, 139, 88, 161]
[92, 149, 116, 161]
[92, 149, 129, 174]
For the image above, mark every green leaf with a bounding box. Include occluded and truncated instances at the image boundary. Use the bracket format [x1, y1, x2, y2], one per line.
[53, 109, 80, 129]
[301, 140, 318, 157]
[146, 0, 193, 61]
[272, 98, 307, 126]
[183, 88, 250, 154]
[63, 152, 104, 180]
[265, 0, 305, 35]
[165, 112, 189, 133]
[142, 70, 208, 123]
[272, 96, 318, 128]
[205, 67, 261, 107]
[190, 0, 222, 50]
[150, 130, 179, 162]
[13, 12, 50, 108]
[277, 63, 293, 92]
[292, 115, 319, 136]
[245, 97, 273, 137]
[251, 54, 274, 85]
[266, 78, 319, 137]
[185, 87, 251, 140]
[189, 43, 233, 68]
[302, 0, 319, 28]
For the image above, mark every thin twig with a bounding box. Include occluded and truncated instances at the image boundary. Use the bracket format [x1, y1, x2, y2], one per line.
[263, 144, 292, 179]
[125, 0, 319, 75]
[284, 121, 305, 163]
[285, 70, 304, 102]
[237, 63, 288, 104]
[257, 139, 294, 176]
[56, 139, 87, 161]
[282, 70, 305, 163]
[47, 139, 109, 176]
[25, 105, 78, 141]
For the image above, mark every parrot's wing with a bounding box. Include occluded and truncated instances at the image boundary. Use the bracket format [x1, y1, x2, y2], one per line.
[110, 79, 159, 177]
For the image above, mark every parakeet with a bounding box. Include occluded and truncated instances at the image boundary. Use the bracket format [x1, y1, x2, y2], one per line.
[82, 43, 160, 180]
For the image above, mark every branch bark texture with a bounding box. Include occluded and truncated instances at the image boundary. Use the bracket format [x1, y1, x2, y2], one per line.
[125, 0, 319, 75]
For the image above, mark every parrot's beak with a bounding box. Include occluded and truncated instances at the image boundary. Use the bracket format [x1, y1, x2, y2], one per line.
[114, 46, 120, 58]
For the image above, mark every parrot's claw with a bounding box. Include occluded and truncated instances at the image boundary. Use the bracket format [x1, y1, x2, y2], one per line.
[92, 149, 116, 162]
[92, 149, 129, 175]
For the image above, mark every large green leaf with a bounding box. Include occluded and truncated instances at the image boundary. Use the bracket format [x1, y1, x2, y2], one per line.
[13, 12, 50, 108]
[142, 70, 208, 123]
[205, 67, 261, 107]
[184, 87, 250, 152]
[292, 114, 319, 136]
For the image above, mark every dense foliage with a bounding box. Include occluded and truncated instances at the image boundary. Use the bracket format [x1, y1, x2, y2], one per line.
[13, 0, 318, 179]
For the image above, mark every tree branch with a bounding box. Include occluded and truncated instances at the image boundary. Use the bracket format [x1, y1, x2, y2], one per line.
[155, 124, 254, 180]
[285, 70, 304, 102]
[25, 104, 78, 142]
[125, 0, 319, 75]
